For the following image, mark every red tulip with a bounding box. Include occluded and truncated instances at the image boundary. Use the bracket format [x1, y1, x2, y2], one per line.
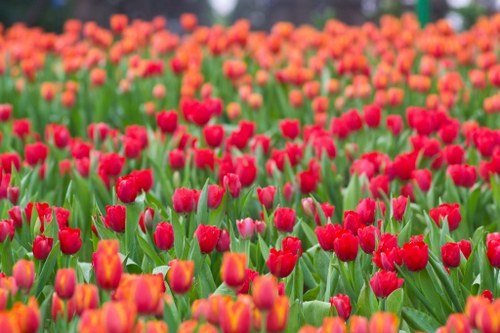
[402, 238, 428, 271]
[154, 222, 174, 251]
[172, 188, 196, 213]
[203, 124, 225, 148]
[356, 198, 376, 225]
[334, 230, 359, 262]
[386, 115, 403, 136]
[392, 196, 408, 221]
[168, 260, 194, 294]
[237, 218, 255, 239]
[58, 227, 82, 255]
[223, 173, 242, 198]
[207, 185, 225, 209]
[104, 205, 126, 233]
[330, 294, 352, 320]
[130, 169, 153, 193]
[115, 175, 138, 204]
[280, 119, 300, 140]
[32, 235, 53, 260]
[486, 233, 500, 268]
[216, 229, 231, 252]
[358, 225, 378, 254]
[24, 142, 48, 166]
[429, 203, 462, 231]
[442, 242, 461, 268]
[458, 239, 472, 259]
[0, 219, 14, 243]
[266, 248, 298, 278]
[369, 270, 404, 298]
[363, 104, 381, 128]
[220, 253, 247, 288]
[12, 259, 35, 291]
[195, 224, 221, 254]
[156, 110, 178, 134]
[315, 223, 341, 252]
[274, 207, 296, 233]
[55, 268, 76, 299]
[252, 275, 278, 309]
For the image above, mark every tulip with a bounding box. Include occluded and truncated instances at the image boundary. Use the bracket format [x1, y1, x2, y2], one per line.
[402, 238, 428, 271]
[154, 222, 174, 251]
[274, 207, 296, 233]
[486, 233, 500, 268]
[74, 284, 99, 315]
[349, 315, 369, 333]
[223, 173, 241, 198]
[219, 300, 251, 333]
[357, 225, 377, 254]
[392, 196, 408, 221]
[194, 224, 221, 254]
[203, 124, 225, 148]
[266, 296, 290, 332]
[316, 223, 341, 252]
[321, 317, 347, 332]
[266, 249, 298, 278]
[168, 260, 194, 294]
[55, 268, 76, 299]
[236, 218, 255, 239]
[12, 259, 35, 291]
[221, 253, 247, 288]
[0, 219, 14, 243]
[51, 292, 75, 321]
[172, 188, 196, 213]
[334, 230, 359, 262]
[458, 239, 472, 259]
[280, 119, 300, 140]
[95, 253, 122, 290]
[356, 198, 376, 225]
[216, 229, 231, 252]
[429, 203, 462, 231]
[251, 275, 277, 309]
[130, 169, 153, 193]
[330, 294, 352, 320]
[104, 205, 126, 233]
[207, 185, 225, 209]
[0, 312, 21, 332]
[133, 275, 162, 315]
[58, 227, 82, 255]
[343, 210, 361, 234]
[442, 242, 461, 268]
[282, 236, 302, 257]
[115, 175, 138, 204]
[256, 186, 276, 210]
[11, 297, 40, 333]
[78, 309, 104, 333]
[369, 312, 400, 333]
[369, 271, 404, 298]
[101, 301, 137, 333]
[156, 110, 178, 134]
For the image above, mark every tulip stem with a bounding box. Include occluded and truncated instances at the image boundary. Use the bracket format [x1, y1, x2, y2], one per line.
[260, 311, 267, 333]
[324, 253, 335, 302]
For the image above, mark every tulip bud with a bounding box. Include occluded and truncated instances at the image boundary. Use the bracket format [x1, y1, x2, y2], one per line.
[221, 253, 247, 288]
[334, 230, 359, 262]
[51, 292, 75, 322]
[95, 253, 122, 290]
[369, 312, 399, 333]
[216, 229, 231, 252]
[252, 275, 278, 310]
[237, 218, 255, 239]
[257, 186, 276, 210]
[266, 296, 289, 332]
[133, 275, 162, 315]
[330, 294, 352, 320]
[74, 284, 99, 315]
[266, 249, 298, 278]
[195, 224, 221, 254]
[55, 268, 76, 299]
[115, 175, 138, 204]
[167, 260, 194, 294]
[273, 207, 296, 233]
[223, 173, 242, 198]
[154, 222, 174, 251]
[104, 205, 126, 233]
[369, 271, 404, 298]
[102, 301, 137, 333]
[442, 242, 461, 268]
[172, 188, 196, 214]
[58, 227, 82, 255]
[12, 259, 35, 291]
[219, 300, 252, 333]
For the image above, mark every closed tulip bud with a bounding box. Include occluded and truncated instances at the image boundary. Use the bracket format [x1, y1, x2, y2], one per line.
[156, 110, 178, 134]
[7, 187, 19, 205]
[369, 312, 399, 333]
[58, 227, 82, 255]
[12, 259, 35, 291]
[51, 292, 75, 321]
[237, 218, 255, 239]
[130, 169, 153, 193]
[357, 225, 378, 254]
[274, 207, 296, 233]
[391, 196, 408, 221]
[266, 296, 289, 332]
[315, 223, 341, 252]
[102, 301, 137, 333]
[167, 260, 194, 294]
[356, 198, 376, 225]
[334, 230, 359, 262]
[95, 254, 122, 290]
[74, 284, 99, 315]
[154, 222, 174, 251]
[172, 188, 195, 213]
[442, 242, 461, 268]
[206, 294, 232, 324]
[255, 220, 266, 235]
[402, 238, 428, 271]
[0, 219, 14, 243]
[237, 269, 259, 295]
[216, 229, 231, 252]
[223, 173, 242, 198]
[219, 300, 252, 333]
[33, 235, 54, 260]
[221, 253, 247, 288]
[321, 317, 347, 333]
[115, 175, 138, 204]
[203, 124, 225, 148]
[195, 224, 221, 254]
[266, 248, 298, 278]
[104, 205, 126, 233]
[55, 268, 76, 299]
[279, 119, 300, 140]
[252, 275, 278, 310]
[330, 294, 352, 320]
[207, 185, 225, 209]
[133, 275, 162, 315]
[257, 186, 276, 210]
[458, 240, 472, 259]
[349, 315, 369, 333]
[369, 271, 404, 298]
[96, 239, 120, 255]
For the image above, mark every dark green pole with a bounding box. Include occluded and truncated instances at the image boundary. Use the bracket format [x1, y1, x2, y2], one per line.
[417, 0, 430, 28]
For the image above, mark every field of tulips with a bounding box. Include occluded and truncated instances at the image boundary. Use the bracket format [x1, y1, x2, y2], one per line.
[1, 11, 500, 332]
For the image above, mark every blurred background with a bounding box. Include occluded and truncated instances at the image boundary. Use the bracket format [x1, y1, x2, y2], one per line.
[0, 0, 498, 32]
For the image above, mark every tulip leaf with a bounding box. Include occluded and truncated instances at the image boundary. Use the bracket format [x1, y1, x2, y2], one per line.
[303, 286, 320, 301]
[402, 307, 440, 333]
[137, 234, 165, 267]
[195, 179, 209, 225]
[356, 281, 378, 317]
[213, 283, 235, 296]
[386, 288, 404, 315]
[77, 262, 92, 283]
[35, 242, 60, 297]
[302, 300, 331, 327]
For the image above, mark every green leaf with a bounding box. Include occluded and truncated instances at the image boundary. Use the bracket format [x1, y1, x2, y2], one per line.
[35, 242, 60, 297]
[386, 288, 404, 315]
[402, 307, 441, 333]
[302, 300, 331, 327]
[303, 286, 320, 301]
[137, 234, 165, 267]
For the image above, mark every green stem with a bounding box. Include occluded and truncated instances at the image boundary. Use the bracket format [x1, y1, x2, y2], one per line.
[324, 252, 335, 302]
[260, 311, 268, 333]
